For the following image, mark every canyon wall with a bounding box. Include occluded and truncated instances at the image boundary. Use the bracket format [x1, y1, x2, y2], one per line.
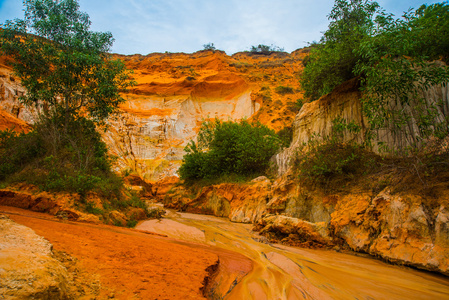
[0, 62, 35, 132]
[275, 76, 449, 176]
[161, 75, 449, 276]
[0, 50, 305, 180]
[163, 168, 449, 276]
[105, 50, 303, 180]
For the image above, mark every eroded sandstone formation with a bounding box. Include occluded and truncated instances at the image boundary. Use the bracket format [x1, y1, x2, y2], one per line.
[0, 184, 148, 226]
[0, 215, 70, 299]
[162, 168, 449, 275]
[0, 59, 36, 125]
[274, 76, 449, 176]
[104, 50, 305, 180]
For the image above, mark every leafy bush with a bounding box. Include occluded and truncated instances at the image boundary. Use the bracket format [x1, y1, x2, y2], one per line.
[126, 218, 138, 228]
[276, 126, 294, 148]
[203, 43, 216, 51]
[0, 129, 44, 181]
[275, 86, 295, 95]
[147, 207, 166, 219]
[85, 201, 104, 215]
[297, 118, 377, 186]
[300, 0, 380, 101]
[250, 44, 284, 55]
[298, 140, 372, 181]
[179, 119, 282, 182]
[0, 113, 123, 198]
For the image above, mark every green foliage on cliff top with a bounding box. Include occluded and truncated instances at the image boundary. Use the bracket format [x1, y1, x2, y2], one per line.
[179, 119, 282, 183]
[249, 44, 285, 55]
[301, 1, 449, 102]
[300, 0, 381, 101]
[300, 0, 449, 154]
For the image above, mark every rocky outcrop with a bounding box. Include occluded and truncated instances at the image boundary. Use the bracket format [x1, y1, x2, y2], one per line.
[104, 50, 305, 180]
[274, 78, 364, 176]
[163, 172, 449, 275]
[0, 185, 148, 226]
[103, 88, 257, 180]
[0, 61, 36, 124]
[254, 214, 332, 248]
[0, 109, 31, 133]
[163, 176, 271, 223]
[331, 189, 449, 274]
[0, 215, 70, 299]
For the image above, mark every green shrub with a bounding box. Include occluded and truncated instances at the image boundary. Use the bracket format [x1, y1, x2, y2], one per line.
[0, 129, 44, 181]
[0, 113, 124, 199]
[297, 118, 377, 186]
[85, 201, 103, 215]
[203, 43, 216, 51]
[249, 44, 284, 55]
[179, 119, 282, 182]
[126, 218, 138, 228]
[298, 140, 371, 181]
[275, 86, 295, 95]
[147, 207, 166, 219]
[276, 126, 294, 148]
[295, 98, 304, 111]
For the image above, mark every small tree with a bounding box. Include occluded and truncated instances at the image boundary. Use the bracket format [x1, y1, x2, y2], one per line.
[0, 0, 133, 196]
[0, 0, 133, 123]
[203, 43, 216, 51]
[300, 0, 381, 101]
[250, 44, 284, 55]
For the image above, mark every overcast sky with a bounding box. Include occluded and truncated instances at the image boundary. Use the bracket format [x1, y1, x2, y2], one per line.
[0, 0, 442, 55]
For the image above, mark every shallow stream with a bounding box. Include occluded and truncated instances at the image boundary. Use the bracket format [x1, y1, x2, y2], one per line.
[137, 210, 449, 299]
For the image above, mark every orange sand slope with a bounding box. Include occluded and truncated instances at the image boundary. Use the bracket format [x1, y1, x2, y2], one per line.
[3, 206, 220, 300]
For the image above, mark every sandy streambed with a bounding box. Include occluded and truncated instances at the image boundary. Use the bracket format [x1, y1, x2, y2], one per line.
[137, 210, 449, 299]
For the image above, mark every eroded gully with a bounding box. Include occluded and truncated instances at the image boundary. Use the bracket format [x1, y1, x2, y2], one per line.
[136, 209, 449, 300]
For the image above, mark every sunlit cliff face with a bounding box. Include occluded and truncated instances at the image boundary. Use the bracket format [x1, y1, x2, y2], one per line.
[0, 49, 307, 180]
[104, 50, 306, 180]
[0, 60, 32, 133]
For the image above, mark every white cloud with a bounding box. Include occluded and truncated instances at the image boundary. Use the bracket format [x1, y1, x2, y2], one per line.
[0, 0, 443, 55]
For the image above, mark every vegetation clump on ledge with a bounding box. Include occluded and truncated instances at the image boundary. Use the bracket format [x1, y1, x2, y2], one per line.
[300, 1, 449, 151]
[249, 44, 285, 55]
[178, 119, 282, 185]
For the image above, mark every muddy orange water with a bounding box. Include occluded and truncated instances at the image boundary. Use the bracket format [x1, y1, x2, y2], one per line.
[137, 210, 449, 299]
